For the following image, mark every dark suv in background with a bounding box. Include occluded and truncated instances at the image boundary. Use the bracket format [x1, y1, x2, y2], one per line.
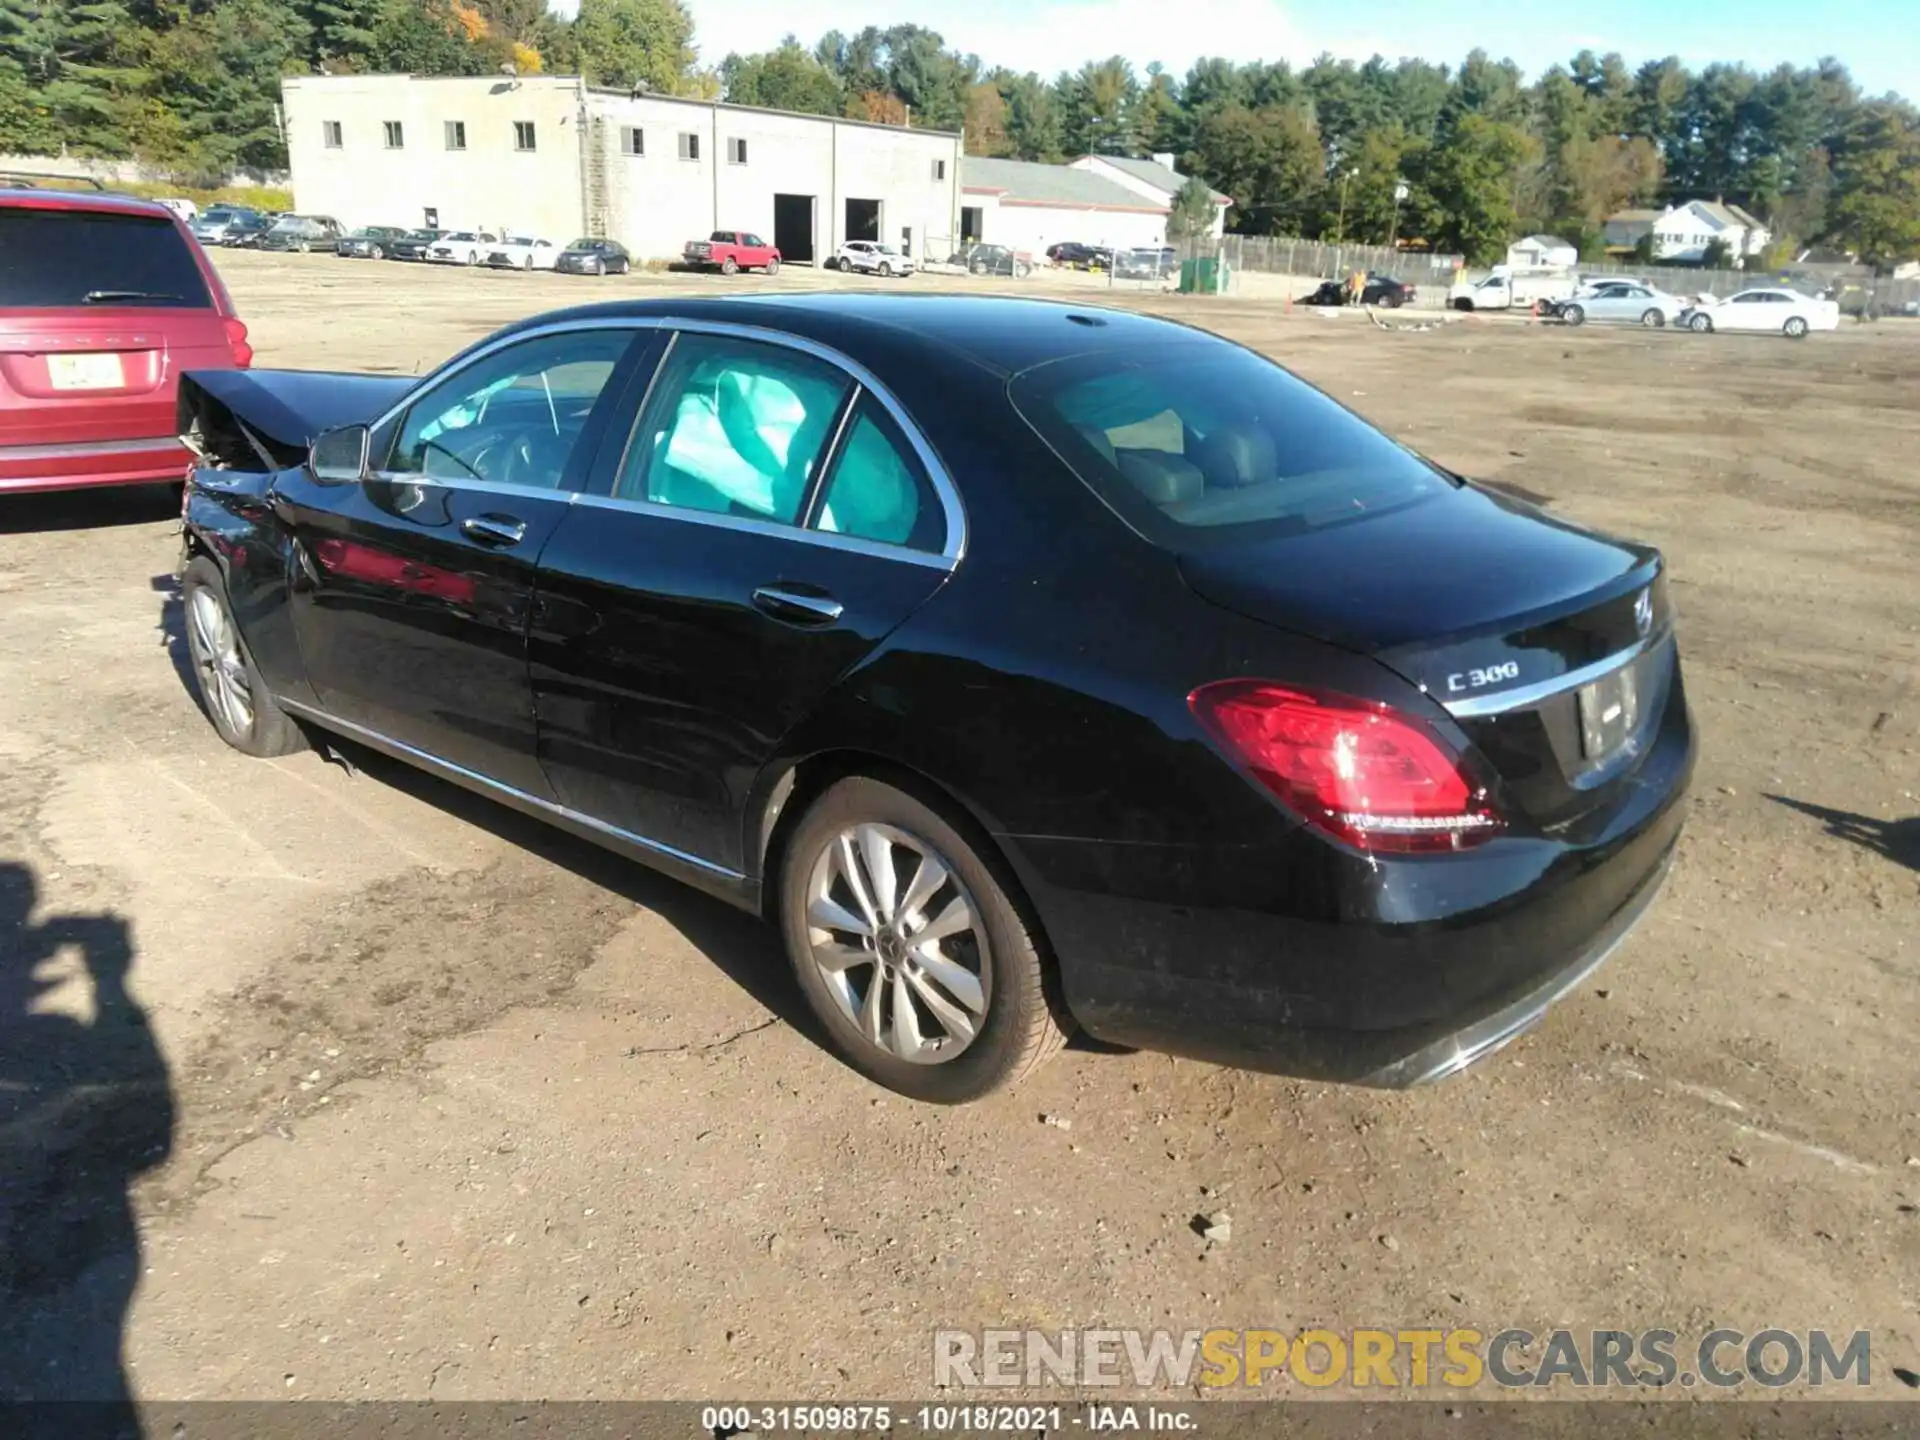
[1, 180, 251, 495]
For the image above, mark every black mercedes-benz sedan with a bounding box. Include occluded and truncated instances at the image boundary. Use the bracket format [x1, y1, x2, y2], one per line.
[173, 294, 1693, 1103]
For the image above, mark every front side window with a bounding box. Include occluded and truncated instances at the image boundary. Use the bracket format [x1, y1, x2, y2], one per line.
[622, 125, 644, 156]
[514, 121, 537, 151]
[679, 132, 700, 161]
[383, 120, 404, 148]
[1012, 341, 1455, 547]
[388, 329, 636, 490]
[616, 334, 851, 522]
[728, 137, 747, 165]
[812, 399, 943, 552]
[323, 120, 343, 148]
[445, 120, 467, 150]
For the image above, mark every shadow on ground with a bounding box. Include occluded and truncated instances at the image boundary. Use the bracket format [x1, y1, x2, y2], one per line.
[0, 486, 179, 536]
[1768, 794, 1920, 873]
[0, 861, 173, 1426]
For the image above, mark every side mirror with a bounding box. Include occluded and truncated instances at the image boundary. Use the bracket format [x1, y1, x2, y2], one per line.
[310, 424, 370, 483]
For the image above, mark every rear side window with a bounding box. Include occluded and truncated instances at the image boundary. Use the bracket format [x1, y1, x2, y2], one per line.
[617, 333, 851, 522]
[0, 208, 212, 309]
[1010, 340, 1455, 547]
[812, 399, 944, 553]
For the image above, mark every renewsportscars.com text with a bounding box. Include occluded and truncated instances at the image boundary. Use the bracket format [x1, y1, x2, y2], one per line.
[932, 1327, 1873, 1390]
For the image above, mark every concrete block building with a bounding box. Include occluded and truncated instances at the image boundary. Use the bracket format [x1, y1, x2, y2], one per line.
[281, 74, 964, 264]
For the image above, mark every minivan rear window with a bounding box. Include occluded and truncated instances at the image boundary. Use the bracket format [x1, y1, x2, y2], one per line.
[0, 208, 212, 309]
[1010, 340, 1455, 547]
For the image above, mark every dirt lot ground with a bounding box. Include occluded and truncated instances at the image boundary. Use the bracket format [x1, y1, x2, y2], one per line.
[2, 250, 1916, 1404]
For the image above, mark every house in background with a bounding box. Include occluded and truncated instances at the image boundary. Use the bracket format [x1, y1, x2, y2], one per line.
[1506, 234, 1578, 269]
[1605, 200, 1771, 264]
[1067, 153, 1231, 238]
[960, 155, 1222, 257]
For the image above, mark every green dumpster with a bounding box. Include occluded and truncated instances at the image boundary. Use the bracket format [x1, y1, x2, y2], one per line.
[1178, 257, 1228, 294]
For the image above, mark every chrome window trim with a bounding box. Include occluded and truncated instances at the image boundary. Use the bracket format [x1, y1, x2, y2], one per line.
[273, 698, 745, 882]
[571, 490, 955, 570]
[1439, 629, 1673, 719]
[363, 314, 969, 567]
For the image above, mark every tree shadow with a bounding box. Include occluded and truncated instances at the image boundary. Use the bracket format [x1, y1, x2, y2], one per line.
[0, 486, 179, 536]
[1768, 794, 1920, 873]
[0, 861, 173, 1426]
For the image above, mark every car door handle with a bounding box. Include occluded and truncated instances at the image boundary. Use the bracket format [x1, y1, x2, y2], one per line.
[752, 585, 844, 625]
[460, 514, 527, 548]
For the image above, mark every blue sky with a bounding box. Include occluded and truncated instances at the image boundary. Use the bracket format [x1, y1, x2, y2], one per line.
[551, 0, 1917, 99]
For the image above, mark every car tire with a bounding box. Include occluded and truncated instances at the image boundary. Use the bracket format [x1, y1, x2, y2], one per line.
[877, 261, 893, 277]
[1641, 308, 1664, 328]
[615, 258, 629, 275]
[778, 775, 1071, 1103]
[721, 256, 739, 275]
[370, 245, 384, 260]
[765, 257, 780, 276]
[1562, 303, 1586, 327]
[1379, 293, 1402, 309]
[180, 556, 305, 759]
[465, 250, 478, 266]
[1453, 298, 1475, 312]
[1689, 313, 1714, 333]
[970, 260, 988, 276]
[1783, 316, 1809, 338]
[1014, 262, 1031, 278]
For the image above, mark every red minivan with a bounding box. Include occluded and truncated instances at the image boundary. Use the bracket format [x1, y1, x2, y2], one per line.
[0, 182, 252, 494]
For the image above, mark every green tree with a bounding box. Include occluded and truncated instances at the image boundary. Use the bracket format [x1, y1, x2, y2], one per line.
[721, 37, 841, 114]
[1000, 70, 1062, 161]
[1, 0, 146, 155]
[1828, 101, 1920, 265]
[572, 0, 693, 93]
[147, 0, 311, 174]
[1136, 63, 1181, 153]
[1062, 56, 1136, 155]
[1421, 110, 1537, 261]
[1165, 174, 1216, 240]
[298, 0, 382, 65]
[1188, 103, 1323, 235]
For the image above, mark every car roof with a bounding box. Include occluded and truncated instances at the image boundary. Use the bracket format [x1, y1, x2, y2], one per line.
[0, 186, 177, 220]
[495, 293, 1209, 378]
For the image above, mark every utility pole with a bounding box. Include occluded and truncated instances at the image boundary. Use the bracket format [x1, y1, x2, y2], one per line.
[1335, 166, 1358, 244]
[1389, 180, 1409, 251]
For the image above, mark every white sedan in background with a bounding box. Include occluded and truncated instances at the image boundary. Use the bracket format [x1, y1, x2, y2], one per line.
[426, 231, 500, 265]
[830, 240, 914, 276]
[486, 235, 560, 271]
[1682, 287, 1841, 338]
[1557, 279, 1688, 328]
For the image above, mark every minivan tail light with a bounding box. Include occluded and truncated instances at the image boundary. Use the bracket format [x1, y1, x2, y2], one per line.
[223, 317, 253, 368]
[1188, 680, 1502, 854]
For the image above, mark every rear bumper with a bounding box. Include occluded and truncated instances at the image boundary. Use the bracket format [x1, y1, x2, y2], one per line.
[1011, 682, 1695, 1086]
[0, 437, 191, 494]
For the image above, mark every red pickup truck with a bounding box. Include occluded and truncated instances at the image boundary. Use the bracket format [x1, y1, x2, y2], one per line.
[683, 230, 781, 276]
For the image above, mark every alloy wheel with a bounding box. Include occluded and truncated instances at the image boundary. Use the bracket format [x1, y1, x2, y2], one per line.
[188, 586, 253, 738]
[805, 823, 989, 1065]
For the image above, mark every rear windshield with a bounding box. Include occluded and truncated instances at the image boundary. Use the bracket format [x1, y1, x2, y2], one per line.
[0, 208, 212, 309]
[1010, 340, 1455, 547]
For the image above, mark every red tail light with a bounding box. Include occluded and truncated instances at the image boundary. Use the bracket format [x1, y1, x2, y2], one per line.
[223, 317, 253, 368]
[1188, 680, 1502, 854]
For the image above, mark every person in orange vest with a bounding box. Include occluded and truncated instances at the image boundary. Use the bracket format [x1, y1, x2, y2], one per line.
[1346, 268, 1366, 306]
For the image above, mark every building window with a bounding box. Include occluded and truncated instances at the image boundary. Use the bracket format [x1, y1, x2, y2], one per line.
[383, 121, 404, 149]
[621, 125, 644, 157]
[678, 132, 700, 161]
[932, 158, 946, 181]
[514, 121, 537, 152]
[727, 136, 747, 165]
[322, 120, 342, 149]
[444, 120, 466, 151]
